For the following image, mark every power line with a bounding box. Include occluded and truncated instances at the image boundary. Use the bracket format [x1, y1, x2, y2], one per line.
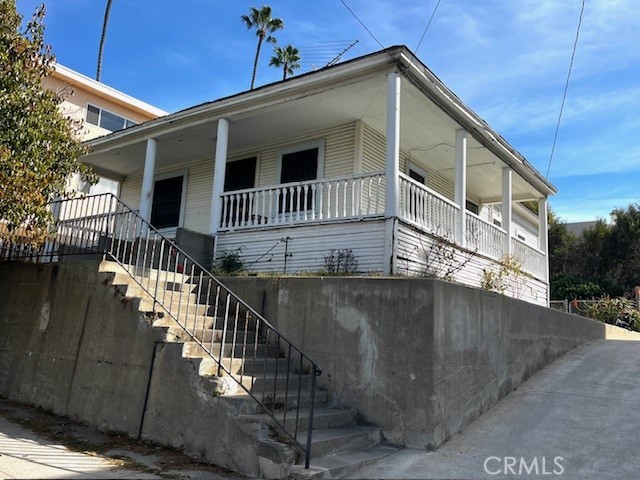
[546, 0, 586, 179]
[338, 0, 385, 50]
[415, 0, 443, 54]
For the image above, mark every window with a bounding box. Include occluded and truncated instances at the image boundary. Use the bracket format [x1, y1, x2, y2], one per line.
[151, 175, 185, 229]
[277, 142, 323, 213]
[466, 200, 479, 215]
[86, 104, 137, 132]
[407, 162, 428, 186]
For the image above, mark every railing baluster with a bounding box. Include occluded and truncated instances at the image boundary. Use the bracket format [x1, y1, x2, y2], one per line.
[3, 192, 324, 468]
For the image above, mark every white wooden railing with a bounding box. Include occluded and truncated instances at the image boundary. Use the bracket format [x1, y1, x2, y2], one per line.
[466, 212, 507, 259]
[399, 173, 458, 240]
[512, 237, 546, 279]
[219, 172, 385, 230]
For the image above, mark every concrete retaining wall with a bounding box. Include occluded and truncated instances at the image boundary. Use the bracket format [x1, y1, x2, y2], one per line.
[0, 262, 285, 477]
[222, 276, 640, 449]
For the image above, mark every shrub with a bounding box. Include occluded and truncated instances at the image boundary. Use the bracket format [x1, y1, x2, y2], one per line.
[213, 247, 245, 275]
[324, 249, 358, 274]
[584, 297, 640, 332]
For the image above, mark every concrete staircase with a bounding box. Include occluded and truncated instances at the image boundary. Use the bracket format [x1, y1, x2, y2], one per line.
[99, 260, 400, 478]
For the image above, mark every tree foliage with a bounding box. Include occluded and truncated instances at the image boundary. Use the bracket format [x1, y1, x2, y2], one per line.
[241, 5, 283, 90]
[0, 1, 93, 242]
[549, 203, 640, 299]
[269, 44, 300, 80]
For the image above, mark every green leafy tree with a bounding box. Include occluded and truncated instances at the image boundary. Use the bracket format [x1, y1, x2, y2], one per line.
[0, 1, 94, 243]
[241, 5, 283, 89]
[96, 0, 113, 82]
[269, 44, 301, 80]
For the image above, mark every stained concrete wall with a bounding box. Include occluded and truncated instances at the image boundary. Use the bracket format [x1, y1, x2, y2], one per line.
[221, 276, 640, 449]
[0, 262, 287, 478]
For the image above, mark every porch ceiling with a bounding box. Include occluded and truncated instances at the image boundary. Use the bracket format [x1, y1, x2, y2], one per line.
[82, 71, 541, 201]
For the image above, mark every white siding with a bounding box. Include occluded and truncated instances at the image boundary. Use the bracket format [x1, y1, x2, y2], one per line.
[216, 219, 386, 274]
[395, 221, 547, 306]
[361, 123, 465, 203]
[119, 157, 214, 234]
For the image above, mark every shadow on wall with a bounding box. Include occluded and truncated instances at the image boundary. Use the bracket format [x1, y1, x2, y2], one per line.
[221, 276, 640, 449]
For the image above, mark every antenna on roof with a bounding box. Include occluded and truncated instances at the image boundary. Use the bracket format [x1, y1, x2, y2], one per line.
[325, 40, 359, 67]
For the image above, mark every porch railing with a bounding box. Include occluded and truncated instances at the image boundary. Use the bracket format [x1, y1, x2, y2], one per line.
[512, 237, 546, 279]
[466, 212, 507, 260]
[219, 172, 385, 231]
[399, 173, 458, 239]
[0, 193, 321, 468]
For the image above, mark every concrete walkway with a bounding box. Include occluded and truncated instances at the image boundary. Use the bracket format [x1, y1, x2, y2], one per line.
[0, 415, 159, 479]
[347, 340, 640, 480]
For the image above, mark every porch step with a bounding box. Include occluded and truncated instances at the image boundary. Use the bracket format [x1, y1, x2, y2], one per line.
[224, 389, 330, 415]
[168, 326, 258, 345]
[248, 407, 357, 433]
[182, 341, 277, 359]
[297, 427, 382, 458]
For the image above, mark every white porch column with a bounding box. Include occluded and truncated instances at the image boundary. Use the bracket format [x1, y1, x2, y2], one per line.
[383, 72, 401, 275]
[385, 72, 401, 218]
[538, 197, 549, 283]
[209, 118, 229, 235]
[454, 129, 467, 245]
[501, 167, 513, 256]
[139, 138, 157, 224]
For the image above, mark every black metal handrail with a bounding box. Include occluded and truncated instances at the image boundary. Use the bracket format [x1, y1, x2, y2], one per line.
[0, 193, 321, 468]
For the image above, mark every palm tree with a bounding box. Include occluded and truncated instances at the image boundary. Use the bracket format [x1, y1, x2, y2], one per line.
[96, 0, 113, 82]
[269, 45, 301, 81]
[241, 6, 283, 89]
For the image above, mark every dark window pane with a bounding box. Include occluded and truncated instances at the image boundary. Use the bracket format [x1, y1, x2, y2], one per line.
[279, 148, 318, 213]
[86, 105, 100, 125]
[409, 169, 426, 185]
[280, 148, 318, 183]
[466, 200, 479, 215]
[224, 157, 256, 191]
[99, 110, 126, 131]
[224, 158, 257, 225]
[151, 176, 183, 228]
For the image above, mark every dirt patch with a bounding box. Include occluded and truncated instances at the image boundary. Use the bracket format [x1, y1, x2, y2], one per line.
[0, 397, 245, 479]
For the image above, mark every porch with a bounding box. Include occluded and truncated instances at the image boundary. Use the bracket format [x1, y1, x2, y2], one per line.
[215, 169, 547, 281]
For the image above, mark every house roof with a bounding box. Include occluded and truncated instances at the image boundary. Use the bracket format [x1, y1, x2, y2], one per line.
[52, 64, 168, 119]
[84, 46, 556, 197]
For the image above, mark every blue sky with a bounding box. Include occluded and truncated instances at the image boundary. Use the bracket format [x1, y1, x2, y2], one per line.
[16, 0, 640, 223]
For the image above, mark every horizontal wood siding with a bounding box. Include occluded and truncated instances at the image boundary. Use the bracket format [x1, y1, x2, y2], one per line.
[395, 221, 547, 306]
[216, 219, 386, 274]
[362, 123, 460, 202]
[250, 123, 356, 187]
[119, 157, 214, 234]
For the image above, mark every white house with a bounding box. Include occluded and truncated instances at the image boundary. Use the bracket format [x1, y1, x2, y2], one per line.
[80, 46, 556, 306]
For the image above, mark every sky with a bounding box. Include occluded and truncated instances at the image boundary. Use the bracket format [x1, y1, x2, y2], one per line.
[14, 0, 640, 223]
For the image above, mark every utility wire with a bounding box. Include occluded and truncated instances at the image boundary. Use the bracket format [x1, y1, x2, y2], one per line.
[546, 0, 586, 179]
[339, 0, 385, 50]
[415, 0, 443, 54]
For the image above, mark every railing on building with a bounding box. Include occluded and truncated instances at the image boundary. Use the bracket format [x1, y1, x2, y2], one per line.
[0, 193, 321, 469]
[511, 237, 546, 279]
[398, 173, 459, 239]
[466, 212, 507, 260]
[219, 172, 386, 231]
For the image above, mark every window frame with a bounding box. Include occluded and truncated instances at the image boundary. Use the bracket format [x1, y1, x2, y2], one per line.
[151, 170, 188, 234]
[85, 103, 137, 132]
[275, 139, 325, 186]
[406, 161, 429, 186]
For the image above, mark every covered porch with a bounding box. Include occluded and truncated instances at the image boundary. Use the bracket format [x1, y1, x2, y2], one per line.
[81, 48, 553, 301]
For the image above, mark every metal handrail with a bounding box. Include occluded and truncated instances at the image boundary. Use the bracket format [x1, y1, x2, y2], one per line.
[0, 193, 322, 468]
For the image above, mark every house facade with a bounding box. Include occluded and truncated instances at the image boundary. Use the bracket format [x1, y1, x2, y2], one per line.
[80, 46, 556, 306]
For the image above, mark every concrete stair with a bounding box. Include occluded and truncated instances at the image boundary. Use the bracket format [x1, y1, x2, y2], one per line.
[99, 259, 399, 478]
